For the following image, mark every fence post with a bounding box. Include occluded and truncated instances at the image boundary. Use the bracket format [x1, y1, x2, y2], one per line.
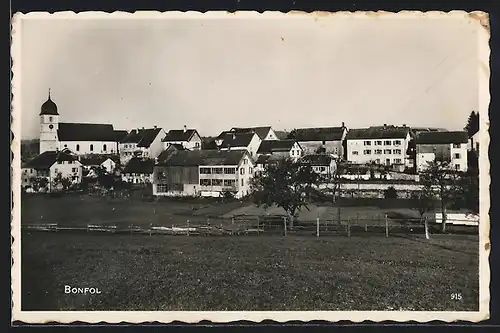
[257, 217, 260, 236]
[424, 216, 430, 240]
[385, 214, 388, 237]
[232, 216, 234, 225]
[348, 220, 351, 238]
[365, 224, 367, 232]
[149, 223, 152, 236]
[316, 216, 320, 239]
[283, 217, 287, 237]
[187, 220, 190, 236]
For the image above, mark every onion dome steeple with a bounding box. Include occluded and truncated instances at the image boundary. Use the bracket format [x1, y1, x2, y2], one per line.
[40, 88, 59, 115]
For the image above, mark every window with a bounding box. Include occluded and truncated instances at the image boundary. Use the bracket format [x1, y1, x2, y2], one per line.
[393, 140, 402, 146]
[90, 144, 94, 152]
[224, 179, 236, 187]
[241, 179, 244, 186]
[213, 167, 223, 174]
[291, 150, 295, 156]
[364, 141, 371, 146]
[76, 144, 80, 152]
[363, 150, 371, 155]
[393, 149, 402, 154]
[453, 143, 461, 148]
[72, 167, 78, 173]
[384, 140, 392, 145]
[49, 116, 52, 122]
[322, 141, 326, 145]
[384, 149, 392, 154]
[375, 149, 382, 155]
[375, 140, 383, 146]
[240, 168, 245, 175]
[454, 153, 461, 159]
[30, 169, 33, 174]
[200, 167, 212, 174]
[195, 142, 200, 148]
[376, 159, 380, 164]
[395, 158, 402, 164]
[224, 167, 236, 174]
[200, 179, 212, 186]
[157, 184, 168, 193]
[243, 159, 248, 164]
[24, 178, 28, 183]
[455, 164, 460, 170]
[320, 166, 326, 172]
[103, 144, 107, 151]
[352, 151, 359, 155]
[64, 144, 68, 148]
[249, 167, 253, 174]
[212, 179, 223, 186]
[54, 168, 58, 173]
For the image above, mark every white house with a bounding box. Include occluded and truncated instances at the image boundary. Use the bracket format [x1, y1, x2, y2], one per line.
[38, 91, 119, 155]
[119, 126, 166, 163]
[229, 126, 279, 141]
[153, 149, 255, 199]
[162, 126, 202, 151]
[299, 154, 337, 177]
[415, 131, 469, 172]
[80, 155, 119, 173]
[214, 131, 262, 159]
[288, 124, 348, 158]
[21, 149, 83, 192]
[256, 139, 303, 161]
[346, 125, 412, 170]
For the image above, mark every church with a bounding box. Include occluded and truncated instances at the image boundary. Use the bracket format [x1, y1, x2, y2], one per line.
[39, 90, 120, 155]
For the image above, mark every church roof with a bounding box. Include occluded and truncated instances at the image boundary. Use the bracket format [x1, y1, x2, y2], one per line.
[57, 123, 116, 142]
[40, 92, 58, 116]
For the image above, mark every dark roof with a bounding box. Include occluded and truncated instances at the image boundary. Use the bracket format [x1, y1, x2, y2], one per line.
[201, 137, 218, 150]
[291, 127, 345, 141]
[80, 155, 118, 166]
[57, 123, 116, 142]
[255, 154, 283, 164]
[257, 140, 298, 154]
[24, 150, 78, 170]
[230, 126, 272, 140]
[123, 158, 155, 174]
[157, 150, 248, 167]
[300, 154, 334, 166]
[346, 126, 410, 140]
[121, 128, 163, 148]
[157, 144, 186, 163]
[274, 130, 289, 140]
[40, 95, 58, 115]
[415, 131, 469, 145]
[162, 129, 198, 142]
[114, 130, 129, 143]
[215, 132, 255, 148]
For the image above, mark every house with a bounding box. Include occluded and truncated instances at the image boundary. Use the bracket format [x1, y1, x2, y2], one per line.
[39, 91, 119, 155]
[21, 149, 83, 192]
[162, 126, 202, 151]
[299, 154, 337, 177]
[257, 139, 303, 161]
[254, 154, 283, 175]
[345, 125, 412, 170]
[153, 149, 255, 199]
[80, 154, 119, 174]
[119, 126, 166, 163]
[288, 124, 348, 158]
[156, 144, 186, 163]
[229, 126, 278, 141]
[468, 129, 480, 153]
[214, 131, 262, 159]
[122, 157, 155, 184]
[415, 131, 469, 172]
[114, 130, 129, 154]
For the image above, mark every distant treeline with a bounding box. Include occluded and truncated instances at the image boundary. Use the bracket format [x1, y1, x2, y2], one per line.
[21, 139, 39, 161]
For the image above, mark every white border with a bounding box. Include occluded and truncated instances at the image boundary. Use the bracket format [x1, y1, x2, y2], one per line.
[11, 10, 491, 324]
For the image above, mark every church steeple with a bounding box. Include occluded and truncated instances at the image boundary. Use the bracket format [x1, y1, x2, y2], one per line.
[40, 88, 59, 115]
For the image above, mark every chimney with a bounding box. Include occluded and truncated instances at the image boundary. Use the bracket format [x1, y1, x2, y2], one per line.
[341, 122, 345, 128]
[232, 133, 236, 140]
[154, 125, 157, 129]
[383, 124, 387, 128]
[183, 125, 187, 133]
[402, 124, 406, 127]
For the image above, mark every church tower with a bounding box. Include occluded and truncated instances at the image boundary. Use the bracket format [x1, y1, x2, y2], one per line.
[39, 89, 60, 154]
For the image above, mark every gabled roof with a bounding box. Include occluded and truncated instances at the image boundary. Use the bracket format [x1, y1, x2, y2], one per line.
[257, 140, 299, 154]
[415, 131, 469, 145]
[162, 129, 199, 142]
[216, 132, 256, 148]
[114, 130, 129, 143]
[255, 154, 283, 164]
[80, 154, 119, 166]
[24, 150, 79, 170]
[346, 126, 410, 140]
[290, 127, 345, 141]
[58, 123, 116, 142]
[300, 154, 335, 166]
[157, 144, 186, 163]
[274, 130, 289, 140]
[123, 158, 155, 174]
[230, 126, 272, 140]
[157, 149, 249, 167]
[121, 128, 163, 148]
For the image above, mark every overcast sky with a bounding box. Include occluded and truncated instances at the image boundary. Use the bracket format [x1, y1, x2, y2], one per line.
[18, 13, 481, 139]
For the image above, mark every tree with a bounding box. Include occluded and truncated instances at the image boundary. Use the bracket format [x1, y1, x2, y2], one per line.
[384, 186, 398, 199]
[410, 188, 436, 239]
[420, 160, 461, 233]
[29, 176, 48, 192]
[464, 111, 480, 138]
[456, 167, 479, 216]
[52, 172, 72, 192]
[250, 158, 321, 228]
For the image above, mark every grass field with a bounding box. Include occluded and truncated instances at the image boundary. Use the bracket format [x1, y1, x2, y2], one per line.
[21, 231, 479, 311]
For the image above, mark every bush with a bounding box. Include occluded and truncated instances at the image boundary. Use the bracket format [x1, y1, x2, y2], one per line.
[384, 186, 398, 199]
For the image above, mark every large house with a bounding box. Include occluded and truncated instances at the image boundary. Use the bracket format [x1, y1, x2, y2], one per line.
[299, 154, 337, 177]
[288, 124, 348, 158]
[256, 139, 303, 161]
[214, 131, 262, 159]
[39, 91, 119, 155]
[80, 155, 119, 174]
[229, 126, 279, 141]
[345, 125, 412, 170]
[21, 149, 83, 192]
[119, 126, 165, 163]
[122, 157, 155, 184]
[415, 131, 469, 172]
[153, 149, 255, 199]
[162, 126, 202, 151]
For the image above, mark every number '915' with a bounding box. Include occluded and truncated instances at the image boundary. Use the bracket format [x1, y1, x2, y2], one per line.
[451, 293, 463, 300]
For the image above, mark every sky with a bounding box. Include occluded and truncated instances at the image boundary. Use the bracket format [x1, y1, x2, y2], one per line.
[17, 12, 483, 139]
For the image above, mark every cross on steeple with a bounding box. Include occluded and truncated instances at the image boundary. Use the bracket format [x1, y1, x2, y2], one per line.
[48, 88, 51, 99]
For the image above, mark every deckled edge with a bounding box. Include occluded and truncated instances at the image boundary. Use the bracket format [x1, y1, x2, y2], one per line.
[10, 10, 491, 325]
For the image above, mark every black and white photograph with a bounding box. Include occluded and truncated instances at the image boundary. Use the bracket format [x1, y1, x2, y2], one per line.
[11, 10, 490, 323]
